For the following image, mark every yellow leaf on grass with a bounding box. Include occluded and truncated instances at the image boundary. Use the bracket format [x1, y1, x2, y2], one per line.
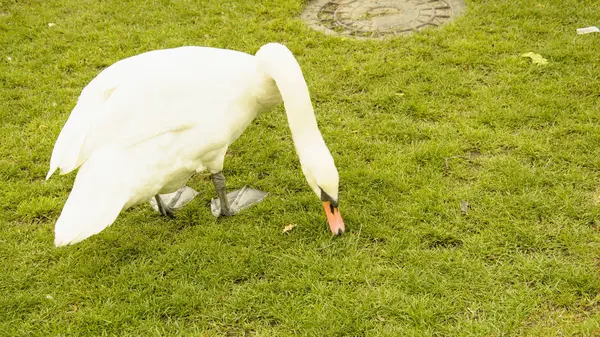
[282, 224, 297, 233]
[521, 52, 548, 65]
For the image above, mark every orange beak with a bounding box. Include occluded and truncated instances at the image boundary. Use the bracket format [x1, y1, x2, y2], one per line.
[323, 201, 345, 235]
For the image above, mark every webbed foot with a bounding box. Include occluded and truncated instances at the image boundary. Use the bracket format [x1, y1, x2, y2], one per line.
[210, 186, 268, 217]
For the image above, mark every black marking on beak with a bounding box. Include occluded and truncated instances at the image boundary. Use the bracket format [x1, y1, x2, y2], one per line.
[320, 188, 338, 208]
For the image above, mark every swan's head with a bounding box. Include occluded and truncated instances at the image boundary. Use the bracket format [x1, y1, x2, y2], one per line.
[299, 146, 345, 235]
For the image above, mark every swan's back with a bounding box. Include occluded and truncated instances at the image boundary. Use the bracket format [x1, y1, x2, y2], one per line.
[47, 47, 258, 179]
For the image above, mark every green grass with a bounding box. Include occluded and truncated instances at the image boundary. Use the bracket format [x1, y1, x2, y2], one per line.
[2, 0, 600, 335]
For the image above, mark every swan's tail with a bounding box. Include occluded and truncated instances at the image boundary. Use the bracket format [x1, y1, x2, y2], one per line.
[54, 151, 130, 246]
[46, 102, 90, 180]
[47, 81, 117, 180]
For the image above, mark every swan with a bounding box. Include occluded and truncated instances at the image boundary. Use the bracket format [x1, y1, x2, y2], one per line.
[46, 43, 345, 246]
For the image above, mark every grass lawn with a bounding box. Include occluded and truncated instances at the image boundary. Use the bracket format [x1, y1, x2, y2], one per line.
[2, 0, 600, 335]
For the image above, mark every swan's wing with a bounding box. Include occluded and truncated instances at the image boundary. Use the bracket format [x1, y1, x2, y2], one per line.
[50, 48, 256, 177]
[78, 81, 206, 159]
[47, 86, 112, 178]
[47, 47, 198, 178]
[46, 57, 142, 179]
[78, 62, 259, 159]
[47, 47, 259, 180]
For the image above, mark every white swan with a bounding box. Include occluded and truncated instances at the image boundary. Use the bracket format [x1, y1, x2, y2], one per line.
[47, 43, 345, 246]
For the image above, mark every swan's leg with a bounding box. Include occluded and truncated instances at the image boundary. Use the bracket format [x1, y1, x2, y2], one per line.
[154, 195, 174, 218]
[211, 171, 235, 216]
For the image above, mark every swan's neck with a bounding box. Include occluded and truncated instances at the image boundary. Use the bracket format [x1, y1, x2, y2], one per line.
[254, 43, 331, 163]
[255, 75, 327, 161]
[283, 88, 327, 159]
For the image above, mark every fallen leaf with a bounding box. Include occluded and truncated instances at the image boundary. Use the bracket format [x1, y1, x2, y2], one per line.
[460, 200, 469, 215]
[282, 223, 297, 233]
[521, 52, 548, 65]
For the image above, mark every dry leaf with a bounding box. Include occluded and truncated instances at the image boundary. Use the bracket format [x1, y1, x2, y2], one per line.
[521, 52, 548, 65]
[460, 200, 469, 215]
[282, 224, 297, 233]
